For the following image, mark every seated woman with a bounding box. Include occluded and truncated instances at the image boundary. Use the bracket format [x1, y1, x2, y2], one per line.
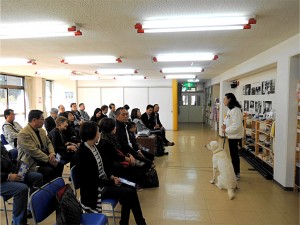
[76, 121, 147, 225]
[59, 111, 81, 143]
[48, 116, 77, 168]
[127, 122, 155, 162]
[97, 118, 148, 185]
[131, 108, 168, 156]
[90, 108, 105, 126]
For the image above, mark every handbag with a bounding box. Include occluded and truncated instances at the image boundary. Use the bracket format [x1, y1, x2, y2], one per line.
[142, 168, 159, 188]
[56, 184, 82, 225]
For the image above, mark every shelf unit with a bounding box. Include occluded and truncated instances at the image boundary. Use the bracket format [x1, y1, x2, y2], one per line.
[241, 117, 274, 179]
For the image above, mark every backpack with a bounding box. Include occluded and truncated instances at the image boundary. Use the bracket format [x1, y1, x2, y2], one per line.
[56, 184, 82, 225]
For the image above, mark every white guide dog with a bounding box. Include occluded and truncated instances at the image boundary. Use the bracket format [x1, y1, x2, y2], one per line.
[205, 141, 239, 200]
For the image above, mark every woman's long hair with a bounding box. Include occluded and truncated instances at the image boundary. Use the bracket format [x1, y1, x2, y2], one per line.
[225, 93, 241, 110]
[130, 108, 140, 121]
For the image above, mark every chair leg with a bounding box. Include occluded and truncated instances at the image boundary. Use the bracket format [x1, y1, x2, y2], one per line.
[3, 200, 9, 225]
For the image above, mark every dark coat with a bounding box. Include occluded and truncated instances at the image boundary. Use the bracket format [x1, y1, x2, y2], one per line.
[115, 120, 136, 156]
[0, 145, 17, 183]
[75, 143, 114, 210]
[44, 116, 56, 134]
[140, 112, 155, 130]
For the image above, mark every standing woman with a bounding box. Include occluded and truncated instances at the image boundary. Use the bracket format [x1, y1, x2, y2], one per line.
[76, 121, 147, 225]
[222, 93, 243, 180]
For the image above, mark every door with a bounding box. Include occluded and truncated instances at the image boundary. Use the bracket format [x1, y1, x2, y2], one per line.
[178, 93, 203, 122]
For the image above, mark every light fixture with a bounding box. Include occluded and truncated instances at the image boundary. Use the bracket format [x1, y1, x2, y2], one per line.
[0, 22, 82, 39]
[164, 74, 196, 79]
[70, 75, 99, 80]
[161, 67, 203, 73]
[95, 69, 138, 75]
[0, 58, 36, 66]
[36, 69, 72, 76]
[153, 53, 218, 62]
[187, 79, 200, 82]
[135, 16, 256, 33]
[114, 75, 146, 80]
[61, 56, 122, 64]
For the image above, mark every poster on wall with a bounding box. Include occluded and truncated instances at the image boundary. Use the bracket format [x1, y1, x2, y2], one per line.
[255, 101, 262, 114]
[243, 84, 251, 95]
[244, 100, 249, 112]
[249, 100, 255, 114]
[263, 101, 272, 113]
[262, 80, 275, 95]
[65, 92, 74, 105]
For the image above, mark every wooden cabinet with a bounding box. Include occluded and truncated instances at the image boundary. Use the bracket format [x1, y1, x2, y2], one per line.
[242, 117, 274, 179]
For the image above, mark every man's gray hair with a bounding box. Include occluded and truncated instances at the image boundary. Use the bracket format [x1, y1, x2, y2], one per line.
[50, 108, 59, 114]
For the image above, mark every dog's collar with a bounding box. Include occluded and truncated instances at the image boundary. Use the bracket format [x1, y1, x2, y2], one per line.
[213, 149, 223, 155]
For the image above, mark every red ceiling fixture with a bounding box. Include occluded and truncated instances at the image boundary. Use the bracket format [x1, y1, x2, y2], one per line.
[116, 58, 122, 63]
[68, 26, 77, 32]
[74, 30, 82, 36]
[27, 59, 37, 65]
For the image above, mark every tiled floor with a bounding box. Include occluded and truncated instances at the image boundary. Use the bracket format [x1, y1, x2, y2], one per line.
[1, 123, 299, 225]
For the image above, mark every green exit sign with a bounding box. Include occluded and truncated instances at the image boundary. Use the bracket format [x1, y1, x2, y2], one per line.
[182, 82, 196, 88]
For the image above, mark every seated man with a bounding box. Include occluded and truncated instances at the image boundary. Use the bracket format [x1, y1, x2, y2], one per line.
[2, 109, 23, 148]
[101, 104, 109, 117]
[78, 103, 90, 121]
[44, 108, 58, 133]
[17, 110, 64, 183]
[58, 104, 65, 116]
[153, 104, 174, 146]
[70, 103, 83, 131]
[1, 141, 43, 225]
[108, 103, 116, 120]
[141, 105, 174, 146]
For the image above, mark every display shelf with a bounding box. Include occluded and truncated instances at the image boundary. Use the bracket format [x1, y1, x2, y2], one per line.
[242, 117, 275, 179]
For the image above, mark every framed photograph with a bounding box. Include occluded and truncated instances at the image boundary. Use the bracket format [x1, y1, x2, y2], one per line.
[251, 87, 256, 95]
[244, 100, 249, 112]
[269, 79, 275, 94]
[249, 100, 255, 114]
[255, 86, 261, 95]
[245, 84, 251, 95]
[263, 101, 272, 113]
[255, 101, 262, 114]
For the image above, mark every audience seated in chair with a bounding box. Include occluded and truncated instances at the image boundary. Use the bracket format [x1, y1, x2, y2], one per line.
[108, 103, 116, 120]
[57, 104, 65, 116]
[101, 105, 109, 118]
[59, 111, 81, 144]
[48, 116, 78, 168]
[90, 108, 105, 126]
[44, 108, 58, 134]
[17, 110, 64, 183]
[2, 109, 23, 148]
[97, 118, 144, 185]
[1, 141, 43, 225]
[79, 103, 90, 121]
[70, 103, 83, 132]
[75, 121, 147, 225]
[141, 105, 174, 147]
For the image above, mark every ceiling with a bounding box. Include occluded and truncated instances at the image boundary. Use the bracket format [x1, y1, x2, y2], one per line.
[0, 0, 299, 81]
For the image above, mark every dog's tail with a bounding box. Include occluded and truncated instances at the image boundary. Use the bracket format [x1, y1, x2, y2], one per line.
[227, 189, 235, 200]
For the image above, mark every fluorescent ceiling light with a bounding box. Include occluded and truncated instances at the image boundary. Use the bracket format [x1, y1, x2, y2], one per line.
[62, 56, 122, 64]
[161, 67, 203, 73]
[0, 58, 35, 66]
[0, 21, 81, 39]
[154, 53, 217, 62]
[135, 16, 256, 33]
[36, 69, 72, 75]
[96, 69, 137, 75]
[70, 75, 99, 80]
[187, 79, 200, 82]
[165, 74, 196, 79]
[114, 75, 145, 80]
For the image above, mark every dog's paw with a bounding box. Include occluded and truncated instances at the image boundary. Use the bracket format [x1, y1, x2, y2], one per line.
[210, 179, 215, 184]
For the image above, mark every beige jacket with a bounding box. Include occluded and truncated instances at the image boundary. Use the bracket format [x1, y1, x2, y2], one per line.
[17, 124, 55, 171]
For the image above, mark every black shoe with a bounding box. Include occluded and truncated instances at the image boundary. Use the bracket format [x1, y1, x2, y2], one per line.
[27, 210, 32, 218]
[164, 152, 169, 155]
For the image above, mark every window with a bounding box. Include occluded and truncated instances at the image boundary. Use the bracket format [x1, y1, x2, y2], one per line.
[0, 74, 25, 130]
[45, 80, 53, 115]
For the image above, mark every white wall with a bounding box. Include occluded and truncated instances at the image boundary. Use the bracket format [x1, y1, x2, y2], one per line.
[53, 79, 77, 111]
[76, 79, 174, 130]
[212, 33, 300, 188]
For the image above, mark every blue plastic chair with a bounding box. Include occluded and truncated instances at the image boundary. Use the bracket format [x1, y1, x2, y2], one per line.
[30, 177, 108, 225]
[70, 165, 120, 225]
[1, 134, 9, 145]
